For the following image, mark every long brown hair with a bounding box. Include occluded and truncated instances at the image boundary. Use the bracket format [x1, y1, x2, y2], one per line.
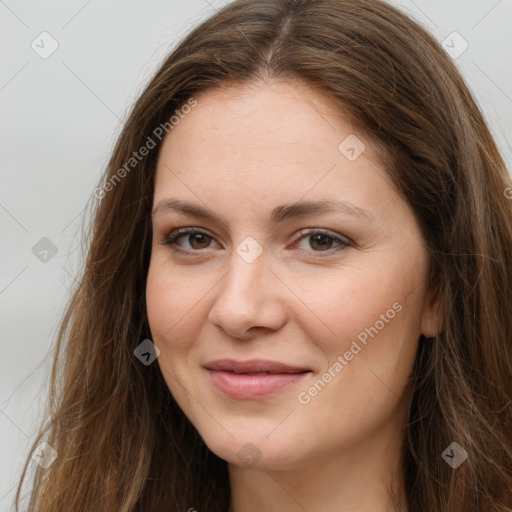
[15, 0, 512, 510]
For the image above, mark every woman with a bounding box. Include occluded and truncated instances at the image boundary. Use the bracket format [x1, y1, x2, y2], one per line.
[15, 0, 512, 510]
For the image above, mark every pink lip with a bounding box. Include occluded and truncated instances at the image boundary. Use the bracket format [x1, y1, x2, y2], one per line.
[204, 359, 312, 399]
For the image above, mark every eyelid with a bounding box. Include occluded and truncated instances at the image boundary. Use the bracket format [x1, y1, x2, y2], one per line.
[295, 228, 352, 246]
[290, 228, 351, 257]
[161, 227, 218, 249]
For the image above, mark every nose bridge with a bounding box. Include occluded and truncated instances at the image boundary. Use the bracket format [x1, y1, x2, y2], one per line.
[208, 241, 287, 336]
[220, 242, 270, 306]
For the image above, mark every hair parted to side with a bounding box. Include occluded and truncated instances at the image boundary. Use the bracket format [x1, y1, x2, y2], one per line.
[15, 0, 512, 510]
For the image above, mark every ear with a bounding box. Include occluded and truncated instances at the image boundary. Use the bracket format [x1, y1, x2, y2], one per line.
[420, 287, 442, 338]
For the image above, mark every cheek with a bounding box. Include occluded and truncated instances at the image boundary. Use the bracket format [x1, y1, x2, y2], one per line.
[145, 258, 202, 352]
[301, 257, 423, 388]
[145, 259, 207, 401]
[290, 267, 422, 447]
[301, 263, 411, 346]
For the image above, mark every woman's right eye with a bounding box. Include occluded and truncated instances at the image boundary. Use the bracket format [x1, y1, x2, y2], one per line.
[162, 228, 217, 254]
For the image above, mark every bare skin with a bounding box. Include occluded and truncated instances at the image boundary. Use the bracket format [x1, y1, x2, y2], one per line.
[146, 78, 439, 512]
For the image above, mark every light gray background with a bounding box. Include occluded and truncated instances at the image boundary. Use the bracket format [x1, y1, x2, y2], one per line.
[1, 0, 511, 508]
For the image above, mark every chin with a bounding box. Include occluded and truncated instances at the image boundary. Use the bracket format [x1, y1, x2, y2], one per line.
[197, 427, 309, 470]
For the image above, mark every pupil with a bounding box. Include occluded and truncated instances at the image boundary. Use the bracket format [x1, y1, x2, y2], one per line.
[191, 233, 208, 248]
[311, 234, 331, 251]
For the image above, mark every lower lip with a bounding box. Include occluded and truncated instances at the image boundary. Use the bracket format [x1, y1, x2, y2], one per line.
[206, 369, 311, 399]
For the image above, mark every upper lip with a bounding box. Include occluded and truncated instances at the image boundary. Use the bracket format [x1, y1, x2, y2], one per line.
[204, 359, 311, 374]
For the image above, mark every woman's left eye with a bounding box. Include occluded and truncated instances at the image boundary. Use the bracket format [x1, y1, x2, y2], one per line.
[292, 229, 351, 255]
[161, 227, 351, 257]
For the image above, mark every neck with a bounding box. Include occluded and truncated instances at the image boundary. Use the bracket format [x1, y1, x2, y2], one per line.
[227, 411, 408, 512]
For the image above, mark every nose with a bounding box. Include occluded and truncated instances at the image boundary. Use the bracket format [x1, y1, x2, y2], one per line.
[207, 248, 288, 340]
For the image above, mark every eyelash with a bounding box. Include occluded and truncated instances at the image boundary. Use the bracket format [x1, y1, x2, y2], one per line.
[161, 227, 351, 258]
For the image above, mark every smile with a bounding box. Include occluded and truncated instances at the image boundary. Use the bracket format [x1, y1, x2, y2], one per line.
[203, 359, 312, 399]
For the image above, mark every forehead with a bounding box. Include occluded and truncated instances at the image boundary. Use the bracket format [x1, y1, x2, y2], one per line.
[155, 80, 386, 172]
[152, 79, 397, 225]
[163, 79, 364, 154]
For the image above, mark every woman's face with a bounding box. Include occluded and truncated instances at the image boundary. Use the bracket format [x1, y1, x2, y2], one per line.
[146, 79, 438, 470]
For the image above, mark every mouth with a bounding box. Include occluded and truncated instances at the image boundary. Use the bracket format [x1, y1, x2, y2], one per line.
[203, 359, 312, 399]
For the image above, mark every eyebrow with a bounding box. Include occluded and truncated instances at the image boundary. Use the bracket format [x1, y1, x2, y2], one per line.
[151, 198, 376, 227]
